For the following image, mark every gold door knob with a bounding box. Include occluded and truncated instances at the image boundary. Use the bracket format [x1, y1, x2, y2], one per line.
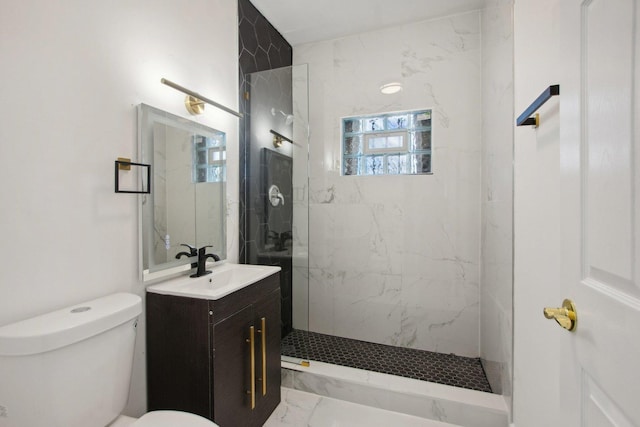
[543, 299, 577, 332]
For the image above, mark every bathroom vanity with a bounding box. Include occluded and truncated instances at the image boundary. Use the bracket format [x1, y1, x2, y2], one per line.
[146, 265, 281, 427]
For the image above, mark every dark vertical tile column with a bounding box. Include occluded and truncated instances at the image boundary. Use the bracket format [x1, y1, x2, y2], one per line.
[238, 0, 293, 337]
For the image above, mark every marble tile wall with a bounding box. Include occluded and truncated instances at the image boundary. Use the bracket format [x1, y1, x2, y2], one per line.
[294, 12, 483, 357]
[479, 0, 514, 409]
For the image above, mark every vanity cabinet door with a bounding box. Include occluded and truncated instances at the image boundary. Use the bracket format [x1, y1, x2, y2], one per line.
[253, 289, 281, 424]
[146, 293, 211, 418]
[212, 304, 254, 427]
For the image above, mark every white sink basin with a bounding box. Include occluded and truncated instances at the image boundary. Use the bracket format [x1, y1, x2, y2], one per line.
[146, 263, 281, 300]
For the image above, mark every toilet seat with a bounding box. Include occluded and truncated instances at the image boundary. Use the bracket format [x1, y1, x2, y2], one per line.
[132, 410, 219, 427]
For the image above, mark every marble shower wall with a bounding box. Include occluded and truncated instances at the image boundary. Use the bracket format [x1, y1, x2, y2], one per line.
[294, 11, 483, 357]
[480, 0, 514, 404]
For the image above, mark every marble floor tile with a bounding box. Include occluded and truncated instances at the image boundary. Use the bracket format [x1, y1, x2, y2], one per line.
[264, 388, 462, 427]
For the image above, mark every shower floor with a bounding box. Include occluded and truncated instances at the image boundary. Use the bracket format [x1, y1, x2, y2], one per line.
[281, 329, 492, 393]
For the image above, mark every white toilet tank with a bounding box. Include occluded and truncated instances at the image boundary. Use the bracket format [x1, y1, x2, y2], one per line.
[0, 293, 142, 427]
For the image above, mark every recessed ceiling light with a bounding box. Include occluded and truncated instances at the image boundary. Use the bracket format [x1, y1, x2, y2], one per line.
[380, 82, 403, 95]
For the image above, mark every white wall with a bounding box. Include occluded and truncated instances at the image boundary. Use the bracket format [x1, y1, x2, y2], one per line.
[480, 0, 514, 406]
[294, 11, 483, 357]
[0, 0, 239, 416]
[513, 0, 563, 424]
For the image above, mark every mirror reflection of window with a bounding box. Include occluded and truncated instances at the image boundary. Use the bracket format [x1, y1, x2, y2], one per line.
[192, 135, 227, 183]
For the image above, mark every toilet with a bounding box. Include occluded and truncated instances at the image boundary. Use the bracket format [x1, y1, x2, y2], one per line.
[0, 292, 218, 427]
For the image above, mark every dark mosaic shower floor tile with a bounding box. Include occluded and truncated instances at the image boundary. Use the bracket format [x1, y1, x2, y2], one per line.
[281, 329, 493, 393]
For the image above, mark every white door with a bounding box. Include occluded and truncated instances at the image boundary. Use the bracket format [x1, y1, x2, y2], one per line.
[559, 0, 640, 425]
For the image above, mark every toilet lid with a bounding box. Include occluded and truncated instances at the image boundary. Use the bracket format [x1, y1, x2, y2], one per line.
[133, 410, 219, 427]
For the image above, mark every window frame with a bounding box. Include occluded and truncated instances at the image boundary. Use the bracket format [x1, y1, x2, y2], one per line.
[341, 109, 432, 176]
[363, 130, 408, 154]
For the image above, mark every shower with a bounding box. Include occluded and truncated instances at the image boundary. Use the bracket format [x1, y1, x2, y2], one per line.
[242, 63, 494, 394]
[242, 0, 514, 398]
[237, 0, 513, 423]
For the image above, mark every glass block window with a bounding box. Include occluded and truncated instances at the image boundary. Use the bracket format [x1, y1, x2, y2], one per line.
[342, 110, 432, 176]
[193, 133, 226, 183]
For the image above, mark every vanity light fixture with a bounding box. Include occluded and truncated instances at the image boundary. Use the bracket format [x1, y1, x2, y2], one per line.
[270, 129, 294, 148]
[273, 135, 283, 148]
[184, 96, 205, 115]
[380, 82, 403, 95]
[160, 78, 243, 118]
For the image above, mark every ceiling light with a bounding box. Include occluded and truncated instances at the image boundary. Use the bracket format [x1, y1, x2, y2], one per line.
[380, 82, 403, 95]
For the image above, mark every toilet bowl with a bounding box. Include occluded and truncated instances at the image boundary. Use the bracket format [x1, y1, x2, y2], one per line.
[0, 292, 218, 427]
[112, 411, 218, 427]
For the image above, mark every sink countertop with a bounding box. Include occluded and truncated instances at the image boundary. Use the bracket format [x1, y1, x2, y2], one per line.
[146, 263, 281, 300]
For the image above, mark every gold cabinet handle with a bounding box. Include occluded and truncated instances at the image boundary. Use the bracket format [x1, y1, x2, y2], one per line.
[543, 299, 577, 332]
[258, 317, 267, 396]
[246, 326, 256, 409]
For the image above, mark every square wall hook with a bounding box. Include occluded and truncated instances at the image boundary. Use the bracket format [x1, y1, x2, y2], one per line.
[115, 158, 151, 194]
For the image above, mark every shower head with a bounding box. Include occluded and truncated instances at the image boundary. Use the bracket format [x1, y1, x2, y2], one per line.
[271, 108, 295, 125]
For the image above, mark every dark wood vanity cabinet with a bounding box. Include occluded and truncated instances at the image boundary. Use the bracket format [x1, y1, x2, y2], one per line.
[212, 289, 281, 426]
[146, 273, 281, 427]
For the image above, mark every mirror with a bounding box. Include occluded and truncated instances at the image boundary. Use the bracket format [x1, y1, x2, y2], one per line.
[138, 104, 227, 281]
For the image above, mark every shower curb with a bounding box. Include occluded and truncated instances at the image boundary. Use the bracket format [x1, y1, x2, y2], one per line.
[281, 360, 508, 427]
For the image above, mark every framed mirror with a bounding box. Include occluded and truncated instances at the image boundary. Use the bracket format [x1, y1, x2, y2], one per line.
[138, 104, 227, 281]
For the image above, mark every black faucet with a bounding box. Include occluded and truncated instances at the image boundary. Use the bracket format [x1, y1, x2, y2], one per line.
[175, 243, 198, 269]
[191, 245, 221, 278]
[279, 231, 292, 250]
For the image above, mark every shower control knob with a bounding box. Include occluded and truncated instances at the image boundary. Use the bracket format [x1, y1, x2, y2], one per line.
[268, 185, 285, 207]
